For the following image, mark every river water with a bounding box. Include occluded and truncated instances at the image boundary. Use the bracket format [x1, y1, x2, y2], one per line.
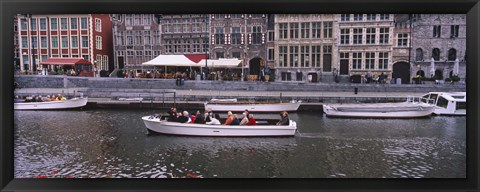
[14, 109, 466, 178]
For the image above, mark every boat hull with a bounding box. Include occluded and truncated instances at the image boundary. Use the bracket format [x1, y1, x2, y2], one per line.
[323, 102, 434, 118]
[14, 97, 88, 110]
[142, 116, 297, 137]
[204, 101, 301, 112]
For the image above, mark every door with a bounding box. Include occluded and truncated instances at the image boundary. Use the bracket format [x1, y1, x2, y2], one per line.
[392, 62, 410, 84]
[340, 59, 349, 75]
[118, 56, 125, 69]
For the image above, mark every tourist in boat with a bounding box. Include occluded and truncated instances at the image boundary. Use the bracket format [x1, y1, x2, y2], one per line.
[230, 114, 240, 125]
[206, 114, 221, 125]
[239, 112, 249, 125]
[277, 111, 290, 125]
[246, 114, 257, 126]
[205, 110, 213, 123]
[167, 108, 178, 122]
[189, 111, 197, 124]
[14, 96, 24, 103]
[177, 111, 190, 123]
[41, 95, 52, 102]
[50, 94, 56, 101]
[194, 110, 205, 124]
[224, 111, 234, 125]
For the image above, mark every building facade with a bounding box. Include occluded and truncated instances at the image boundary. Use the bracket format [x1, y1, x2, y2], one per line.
[16, 14, 113, 73]
[336, 14, 395, 83]
[274, 14, 338, 83]
[391, 14, 413, 84]
[410, 14, 466, 80]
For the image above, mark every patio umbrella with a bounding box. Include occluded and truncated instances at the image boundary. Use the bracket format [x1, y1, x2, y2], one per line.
[453, 58, 459, 76]
[430, 58, 435, 77]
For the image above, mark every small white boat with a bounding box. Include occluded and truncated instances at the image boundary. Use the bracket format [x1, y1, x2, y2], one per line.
[323, 98, 435, 118]
[420, 92, 466, 115]
[210, 98, 238, 102]
[14, 97, 88, 110]
[142, 115, 297, 137]
[204, 100, 301, 112]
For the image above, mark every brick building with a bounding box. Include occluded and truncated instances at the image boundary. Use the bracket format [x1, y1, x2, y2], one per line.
[16, 14, 113, 73]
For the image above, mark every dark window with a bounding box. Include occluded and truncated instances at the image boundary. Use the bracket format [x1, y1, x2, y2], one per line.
[416, 48, 423, 61]
[281, 72, 291, 81]
[448, 48, 457, 61]
[216, 52, 224, 59]
[432, 48, 440, 61]
[450, 25, 459, 38]
[296, 72, 303, 81]
[436, 97, 448, 108]
[433, 25, 441, 38]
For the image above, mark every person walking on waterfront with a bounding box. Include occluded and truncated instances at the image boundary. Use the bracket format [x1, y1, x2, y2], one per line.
[277, 111, 290, 125]
[224, 111, 234, 125]
[246, 114, 257, 126]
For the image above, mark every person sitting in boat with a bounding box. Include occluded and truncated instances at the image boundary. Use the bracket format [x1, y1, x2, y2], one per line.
[55, 94, 66, 101]
[239, 112, 249, 125]
[206, 114, 221, 125]
[276, 111, 290, 125]
[189, 111, 197, 124]
[14, 96, 25, 103]
[246, 114, 257, 126]
[205, 110, 213, 123]
[24, 95, 33, 102]
[224, 111, 234, 125]
[177, 111, 190, 123]
[50, 94, 56, 101]
[194, 110, 205, 124]
[167, 108, 178, 122]
[230, 114, 240, 125]
[42, 95, 52, 102]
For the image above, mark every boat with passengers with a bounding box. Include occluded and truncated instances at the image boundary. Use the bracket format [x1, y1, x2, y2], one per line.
[420, 92, 466, 115]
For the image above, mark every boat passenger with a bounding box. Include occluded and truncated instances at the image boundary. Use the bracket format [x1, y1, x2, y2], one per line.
[194, 110, 205, 124]
[51, 94, 56, 100]
[224, 111, 234, 125]
[205, 110, 213, 123]
[25, 96, 33, 102]
[177, 111, 190, 123]
[276, 111, 290, 125]
[230, 114, 240, 125]
[189, 111, 197, 124]
[167, 108, 178, 122]
[206, 114, 221, 125]
[14, 96, 25, 103]
[42, 95, 51, 102]
[239, 112, 249, 125]
[246, 114, 257, 126]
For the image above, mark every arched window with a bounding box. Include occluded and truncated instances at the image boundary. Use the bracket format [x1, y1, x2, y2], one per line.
[448, 48, 457, 61]
[432, 48, 440, 61]
[415, 48, 423, 61]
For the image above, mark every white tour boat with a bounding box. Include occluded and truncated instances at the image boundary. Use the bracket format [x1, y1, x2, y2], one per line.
[420, 92, 466, 115]
[142, 115, 297, 137]
[323, 97, 435, 118]
[14, 97, 88, 110]
[204, 100, 301, 112]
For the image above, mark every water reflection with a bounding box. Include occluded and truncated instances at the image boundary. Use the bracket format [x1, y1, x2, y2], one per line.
[14, 110, 466, 178]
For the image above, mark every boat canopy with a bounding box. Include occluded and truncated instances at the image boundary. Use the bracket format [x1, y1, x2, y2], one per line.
[40, 58, 93, 66]
[142, 55, 201, 67]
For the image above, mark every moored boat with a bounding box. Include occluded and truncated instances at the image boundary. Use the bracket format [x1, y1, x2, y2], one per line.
[204, 100, 301, 112]
[323, 98, 435, 118]
[141, 115, 297, 137]
[14, 97, 88, 110]
[420, 92, 466, 115]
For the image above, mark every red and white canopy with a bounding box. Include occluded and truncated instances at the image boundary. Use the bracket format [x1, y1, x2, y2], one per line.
[40, 58, 93, 65]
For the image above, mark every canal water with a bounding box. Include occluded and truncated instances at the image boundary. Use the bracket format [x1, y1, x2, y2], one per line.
[14, 109, 466, 178]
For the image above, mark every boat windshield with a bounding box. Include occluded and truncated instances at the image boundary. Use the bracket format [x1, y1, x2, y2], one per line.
[436, 97, 449, 108]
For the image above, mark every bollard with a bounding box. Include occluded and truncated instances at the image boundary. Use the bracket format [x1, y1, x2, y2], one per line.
[354, 87, 358, 94]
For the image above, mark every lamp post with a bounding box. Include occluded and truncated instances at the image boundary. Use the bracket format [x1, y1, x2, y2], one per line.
[204, 15, 209, 80]
[32, 40, 37, 75]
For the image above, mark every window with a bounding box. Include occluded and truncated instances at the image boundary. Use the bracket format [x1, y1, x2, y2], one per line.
[134, 14, 142, 25]
[290, 23, 299, 39]
[416, 48, 423, 61]
[81, 36, 88, 47]
[352, 52, 362, 70]
[153, 31, 160, 45]
[378, 52, 388, 69]
[354, 14, 363, 21]
[379, 28, 389, 44]
[213, 14, 225, 19]
[71, 36, 78, 48]
[82, 55, 89, 61]
[312, 22, 321, 38]
[21, 37, 28, 48]
[232, 52, 241, 59]
[340, 29, 350, 44]
[50, 18, 57, 30]
[135, 31, 142, 45]
[40, 37, 47, 48]
[433, 25, 441, 38]
[21, 18, 27, 30]
[268, 48, 274, 61]
[300, 46, 309, 67]
[268, 31, 274, 42]
[290, 46, 298, 67]
[126, 31, 133, 45]
[136, 51, 143, 63]
[432, 48, 440, 61]
[61, 18, 68, 30]
[95, 19, 101, 32]
[231, 14, 242, 19]
[173, 19, 181, 33]
[81, 18, 88, 29]
[279, 23, 288, 39]
[366, 28, 376, 44]
[252, 26, 262, 44]
[214, 27, 225, 44]
[365, 52, 375, 69]
[216, 52, 224, 59]
[379, 14, 390, 20]
[312, 45, 321, 68]
[353, 28, 362, 44]
[366, 14, 376, 21]
[279, 46, 288, 67]
[61, 36, 68, 48]
[281, 72, 292, 81]
[183, 18, 190, 33]
[341, 14, 350, 21]
[301, 22, 310, 39]
[51, 37, 58, 48]
[323, 45, 332, 71]
[31, 36, 37, 48]
[96, 36, 102, 50]
[397, 33, 408, 47]
[144, 31, 151, 45]
[126, 14, 133, 26]
[448, 48, 457, 61]
[323, 22, 333, 38]
[450, 25, 459, 38]
[71, 18, 78, 30]
[143, 14, 151, 25]
[30, 18, 37, 30]
[40, 18, 47, 30]
[232, 27, 241, 44]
